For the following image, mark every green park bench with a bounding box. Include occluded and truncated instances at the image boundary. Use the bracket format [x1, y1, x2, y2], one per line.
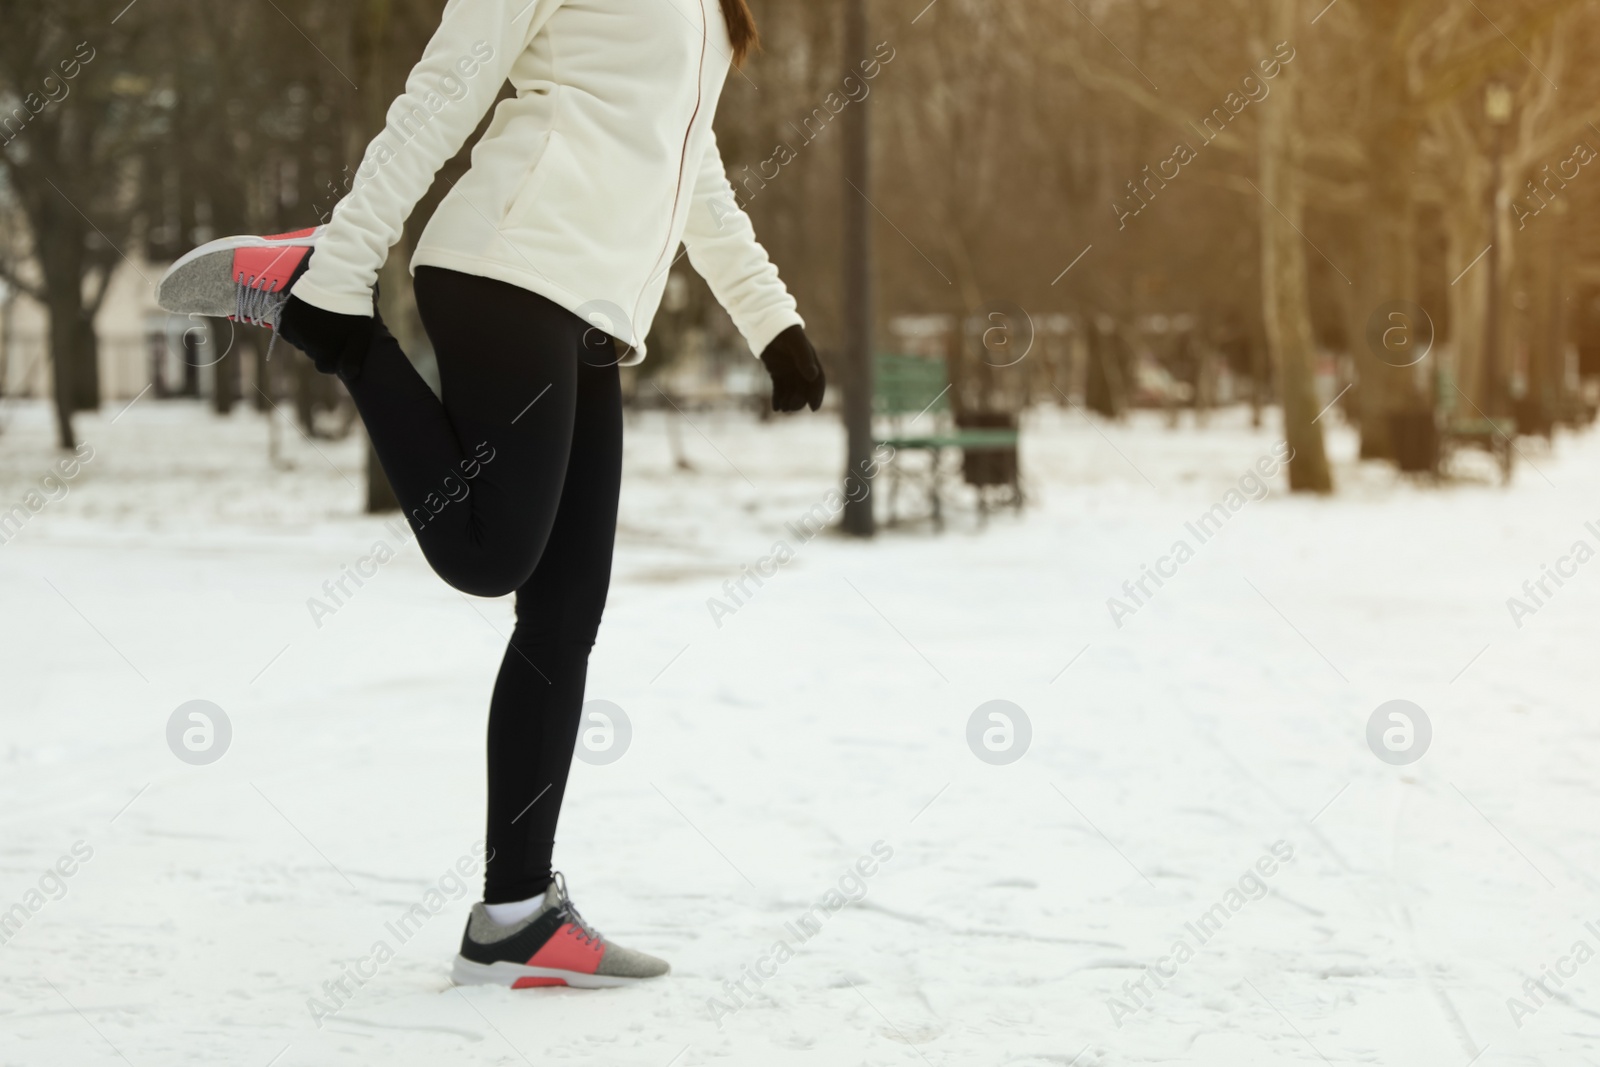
[872, 352, 1022, 526]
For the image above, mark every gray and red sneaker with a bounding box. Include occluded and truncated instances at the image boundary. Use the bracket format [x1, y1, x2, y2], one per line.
[452, 873, 670, 989]
[156, 226, 324, 337]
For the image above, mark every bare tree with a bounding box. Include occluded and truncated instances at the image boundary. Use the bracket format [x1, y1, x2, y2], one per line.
[0, 1, 159, 448]
[1254, 0, 1331, 490]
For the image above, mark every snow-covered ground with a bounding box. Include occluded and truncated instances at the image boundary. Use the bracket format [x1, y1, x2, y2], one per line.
[2, 393, 1598, 1066]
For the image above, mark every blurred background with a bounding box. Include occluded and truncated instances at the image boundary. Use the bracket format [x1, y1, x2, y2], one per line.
[4, 0, 1599, 504]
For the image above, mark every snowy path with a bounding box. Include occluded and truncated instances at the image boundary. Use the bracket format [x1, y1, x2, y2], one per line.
[2, 397, 1599, 1065]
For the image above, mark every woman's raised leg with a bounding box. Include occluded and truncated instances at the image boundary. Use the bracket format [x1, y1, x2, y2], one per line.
[345, 267, 596, 598]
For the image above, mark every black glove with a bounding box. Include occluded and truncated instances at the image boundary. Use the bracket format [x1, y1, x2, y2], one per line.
[277, 295, 376, 384]
[759, 325, 825, 413]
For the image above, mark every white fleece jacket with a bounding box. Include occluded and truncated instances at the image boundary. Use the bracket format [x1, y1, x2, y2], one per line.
[290, 0, 803, 365]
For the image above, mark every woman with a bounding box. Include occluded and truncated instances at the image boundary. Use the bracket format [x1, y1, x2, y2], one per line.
[157, 0, 824, 989]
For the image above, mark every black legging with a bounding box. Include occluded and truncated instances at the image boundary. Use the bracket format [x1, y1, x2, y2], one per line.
[348, 266, 621, 904]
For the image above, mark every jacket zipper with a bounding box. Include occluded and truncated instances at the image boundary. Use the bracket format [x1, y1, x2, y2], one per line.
[627, 0, 708, 355]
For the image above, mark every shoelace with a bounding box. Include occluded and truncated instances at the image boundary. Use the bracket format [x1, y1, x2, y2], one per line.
[234, 273, 290, 359]
[551, 871, 602, 946]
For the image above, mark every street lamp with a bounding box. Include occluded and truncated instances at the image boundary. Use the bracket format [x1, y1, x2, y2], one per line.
[1484, 82, 1512, 417]
[840, 0, 875, 536]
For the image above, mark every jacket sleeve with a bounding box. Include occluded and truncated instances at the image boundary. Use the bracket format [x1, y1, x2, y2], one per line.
[291, 0, 563, 317]
[681, 132, 805, 358]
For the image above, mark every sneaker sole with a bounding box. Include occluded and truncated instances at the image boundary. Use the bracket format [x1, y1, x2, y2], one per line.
[450, 955, 659, 989]
[156, 227, 327, 318]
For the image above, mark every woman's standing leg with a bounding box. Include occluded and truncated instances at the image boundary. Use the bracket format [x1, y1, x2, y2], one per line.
[481, 336, 623, 904]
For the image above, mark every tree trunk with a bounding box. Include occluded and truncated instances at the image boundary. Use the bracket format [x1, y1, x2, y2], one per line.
[182, 334, 202, 396]
[47, 295, 79, 450]
[211, 317, 238, 414]
[1353, 179, 1422, 456]
[1544, 201, 1569, 424]
[1485, 157, 1518, 418]
[1352, 138, 1423, 457]
[1250, 330, 1266, 429]
[294, 357, 316, 433]
[1256, 0, 1331, 493]
[252, 333, 271, 412]
[365, 436, 399, 513]
[1521, 208, 1556, 435]
[39, 207, 88, 449]
[0, 290, 13, 410]
[1340, 1, 1433, 460]
[1085, 320, 1127, 419]
[1444, 175, 1490, 406]
[72, 310, 100, 413]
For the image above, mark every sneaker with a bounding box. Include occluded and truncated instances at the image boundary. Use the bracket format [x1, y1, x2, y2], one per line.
[156, 226, 325, 334]
[451, 872, 670, 989]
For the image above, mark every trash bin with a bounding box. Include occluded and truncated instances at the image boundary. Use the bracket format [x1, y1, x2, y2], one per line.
[1388, 411, 1438, 473]
[957, 411, 1019, 488]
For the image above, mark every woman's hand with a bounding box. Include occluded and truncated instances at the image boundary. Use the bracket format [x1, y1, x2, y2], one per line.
[278, 295, 376, 383]
[759, 325, 825, 413]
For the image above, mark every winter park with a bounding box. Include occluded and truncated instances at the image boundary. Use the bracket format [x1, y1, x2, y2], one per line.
[5, 2, 1600, 1066]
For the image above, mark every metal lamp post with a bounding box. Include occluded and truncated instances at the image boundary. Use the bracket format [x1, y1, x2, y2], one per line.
[840, 0, 875, 537]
